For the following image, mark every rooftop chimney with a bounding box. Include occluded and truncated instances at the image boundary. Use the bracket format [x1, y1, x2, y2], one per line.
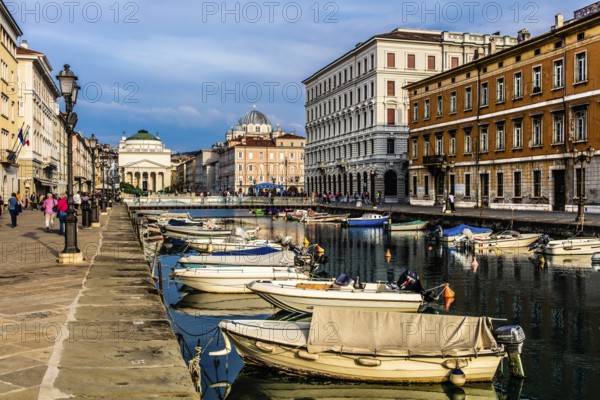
[554, 13, 564, 29]
[517, 29, 531, 43]
[488, 39, 497, 55]
[20, 39, 28, 49]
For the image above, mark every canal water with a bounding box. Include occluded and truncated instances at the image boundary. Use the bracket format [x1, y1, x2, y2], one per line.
[155, 209, 600, 400]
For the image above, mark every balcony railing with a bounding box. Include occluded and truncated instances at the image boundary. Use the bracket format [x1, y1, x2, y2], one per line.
[422, 155, 447, 166]
[0, 150, 18, 165]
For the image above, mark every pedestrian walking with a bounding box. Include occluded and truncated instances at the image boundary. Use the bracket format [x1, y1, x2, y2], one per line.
[57, 193, 69, 235]
[41, 193, 58, 231]
[73, 191, 81, 214]
[0, 195, 4, 217]
[30, 192, 38, 210]
[8, 193, 19, 227]
[449, 193, 456, 212]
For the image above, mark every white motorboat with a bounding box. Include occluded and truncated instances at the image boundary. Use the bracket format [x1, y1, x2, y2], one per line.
[536, 236, 600, 255]
[469, 231, 543, 250]
[171, 266, 310, 294]
[178, 250, 298, 268]
[213, 307, 526, 383]
[246, 279, 423, 314]
[163, 225, 259, 239]
[186, 238, 283, 253]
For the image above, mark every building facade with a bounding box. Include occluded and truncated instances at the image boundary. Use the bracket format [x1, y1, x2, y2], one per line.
[16, 41, 63, 196]
[217, 108, 305, 195]
[118, 130, 172, 192]
[0, 2, 22, 199]
[406, 4, 600, 214]
[303, 28, 517, 203]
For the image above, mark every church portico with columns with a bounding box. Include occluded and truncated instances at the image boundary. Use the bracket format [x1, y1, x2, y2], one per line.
[118, 130, 172, 192]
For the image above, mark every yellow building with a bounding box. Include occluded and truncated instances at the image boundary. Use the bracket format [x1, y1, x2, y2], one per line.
[0, 1, 22, 199]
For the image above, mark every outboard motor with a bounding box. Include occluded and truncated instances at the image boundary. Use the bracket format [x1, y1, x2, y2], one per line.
[493, 325, 526, 378]
[396, 269, 423, 294]
[528, 234, 550, 251]
[334, 273, 354, 287]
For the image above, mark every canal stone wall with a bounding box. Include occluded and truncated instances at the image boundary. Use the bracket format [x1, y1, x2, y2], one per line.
[0, 205, 197, 399]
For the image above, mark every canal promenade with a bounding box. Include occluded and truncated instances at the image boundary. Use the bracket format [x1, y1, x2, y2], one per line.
[0, 206, 196, 399]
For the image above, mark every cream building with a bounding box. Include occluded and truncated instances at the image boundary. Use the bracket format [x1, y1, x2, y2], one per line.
[0, 2, 22, 199]
[16, 40, 63, 196]
[118, 130, 172, 192]
[218, 108, 305, 194]
[303, 28, 517, 203]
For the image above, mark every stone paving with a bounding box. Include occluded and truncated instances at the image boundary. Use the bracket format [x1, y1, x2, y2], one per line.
[0, 205, 197, 399]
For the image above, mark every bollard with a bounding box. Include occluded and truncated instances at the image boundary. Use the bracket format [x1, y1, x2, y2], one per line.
[81, 205, 90, 227]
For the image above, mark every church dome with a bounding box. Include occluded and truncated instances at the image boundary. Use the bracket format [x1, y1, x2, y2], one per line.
[127, 129, 160, 141]
[238, 109, 270, 126]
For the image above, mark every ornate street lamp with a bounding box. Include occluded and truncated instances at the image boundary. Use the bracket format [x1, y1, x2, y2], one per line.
[574, 147, 594, 224]
[441, 161, 455, 214]
[56, 64, 82, 263]
[88, 134, 100, 224]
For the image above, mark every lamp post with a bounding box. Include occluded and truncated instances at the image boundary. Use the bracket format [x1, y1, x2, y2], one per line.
[441, 161, 455, 214]
[100, 161, 108, 213]
[574, 147, 594, 224]
[88, 134, 100, 225]
[56, 64, 82, 263]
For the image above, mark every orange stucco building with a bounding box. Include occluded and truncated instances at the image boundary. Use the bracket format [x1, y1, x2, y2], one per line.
[406, 3, 600, 216]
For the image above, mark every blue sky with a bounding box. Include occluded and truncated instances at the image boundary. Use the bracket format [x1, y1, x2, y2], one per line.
[10, 0, 592, 150]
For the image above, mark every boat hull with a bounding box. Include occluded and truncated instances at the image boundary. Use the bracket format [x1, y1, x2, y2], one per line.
[178, 250, 297, 268]
[219, 321, 503, 383]
[164, 226, 258, 239]
[388, 221, 428, 231]
[345, 218, 389, 227]
[472, 233, 542, 250]
[172, 267, 309, 293]
[247, 280, 422, 314]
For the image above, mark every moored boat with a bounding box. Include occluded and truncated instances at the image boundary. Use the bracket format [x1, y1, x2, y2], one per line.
[163, 225, 259, 239]
[213, 307, 526, 383]
[178, 250, 298, 268]
[387, 220, 429, 231]
[171, 266, 310, 294]
[535, 236, 600, 255]
[468, 231, 543, 250]
[429, 224, 492, 243]
[342, 213, 390, 227]
[246, 278, 424, 314]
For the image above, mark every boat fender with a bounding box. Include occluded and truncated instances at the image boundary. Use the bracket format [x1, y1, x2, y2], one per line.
[296, 350, 319, 361]
[356, 357, 381, 367]
[449, 366, 466, 387]
[254, 341, 275, 353]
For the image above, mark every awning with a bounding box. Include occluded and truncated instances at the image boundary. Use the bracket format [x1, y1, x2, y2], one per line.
[33, 177, 55, 187]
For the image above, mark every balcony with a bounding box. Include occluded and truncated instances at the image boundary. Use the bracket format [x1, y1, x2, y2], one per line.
[422, 155, 447, 166]
[335, 159, 347, 170]
[0, 150, 18, 166]
[317, 161, 326, 172]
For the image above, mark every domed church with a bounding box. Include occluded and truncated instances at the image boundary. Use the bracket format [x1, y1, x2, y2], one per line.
[117, 130, 172, 192]
[218, 107, 305, 195]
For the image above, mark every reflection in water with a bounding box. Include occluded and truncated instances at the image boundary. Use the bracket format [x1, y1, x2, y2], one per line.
[157, 211, 600, 400]
[222, 370, 501, 400]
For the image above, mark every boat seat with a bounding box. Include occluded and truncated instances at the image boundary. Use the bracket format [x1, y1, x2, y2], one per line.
[295, 282, 333, 290]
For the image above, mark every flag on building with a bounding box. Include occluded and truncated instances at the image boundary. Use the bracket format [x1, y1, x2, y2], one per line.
[17, 124, 25, 145]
